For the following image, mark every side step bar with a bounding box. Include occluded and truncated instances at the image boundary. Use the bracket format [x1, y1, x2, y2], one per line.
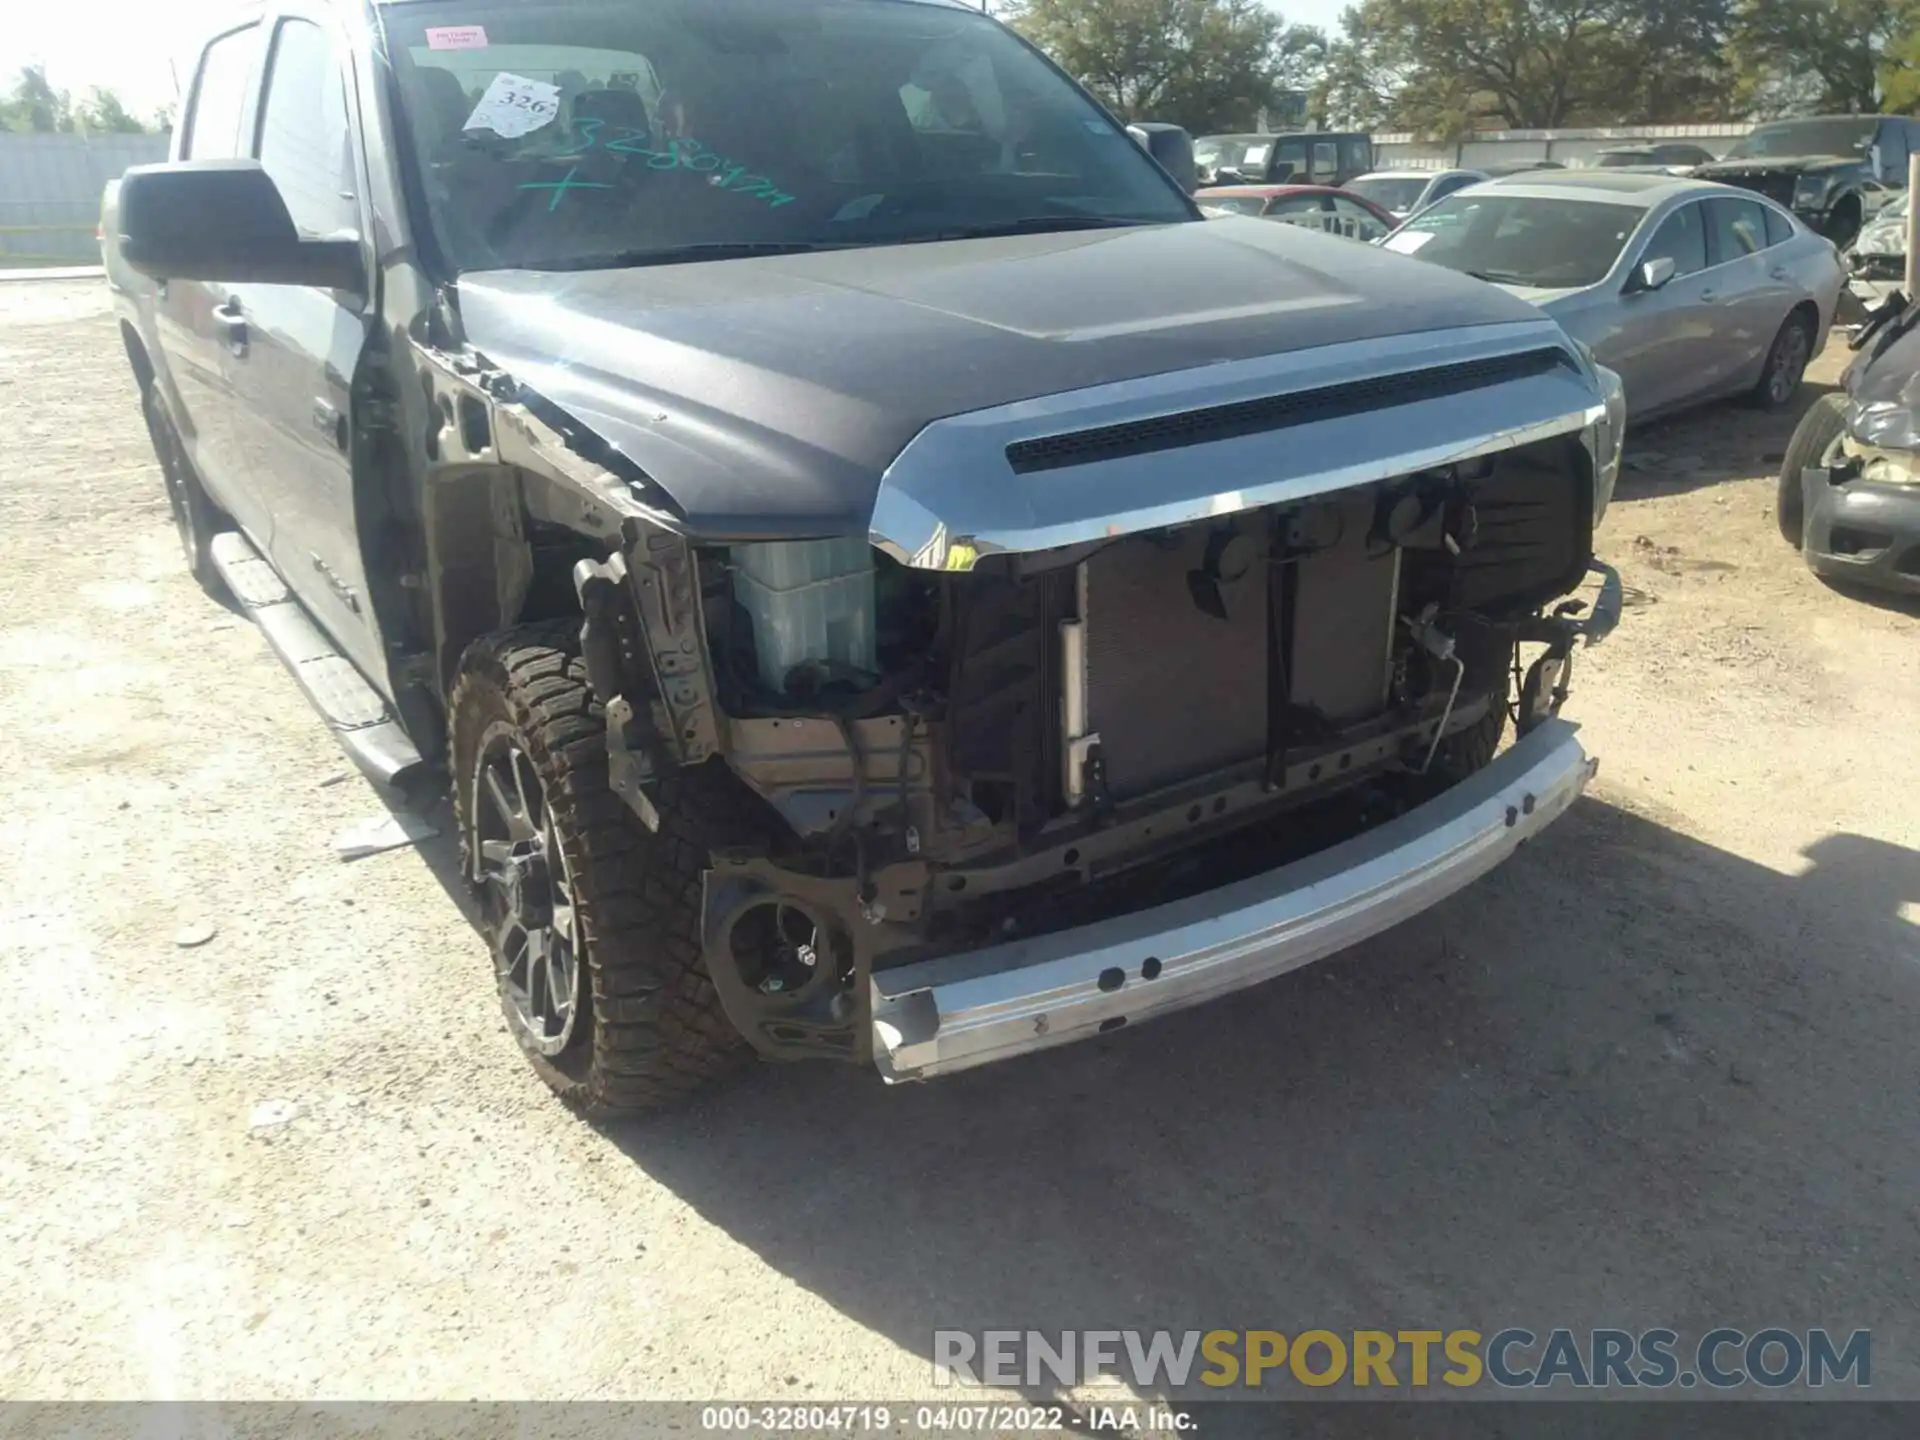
[208, 531, 426, 787]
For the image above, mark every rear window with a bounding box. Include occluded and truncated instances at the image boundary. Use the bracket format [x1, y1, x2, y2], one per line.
[1347, 175, 1429, 213]
[1707, 196, 1768, 262]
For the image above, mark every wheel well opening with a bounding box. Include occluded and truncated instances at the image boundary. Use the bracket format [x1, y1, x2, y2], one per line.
[120, 322, 154, 393]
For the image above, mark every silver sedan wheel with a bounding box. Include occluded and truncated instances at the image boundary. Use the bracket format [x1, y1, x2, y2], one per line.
[1767, 319, 1813, 406]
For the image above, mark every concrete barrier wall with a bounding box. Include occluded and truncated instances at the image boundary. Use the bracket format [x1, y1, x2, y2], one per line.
[1374, 123, 1756, 173]
[0, 132, 172, 266]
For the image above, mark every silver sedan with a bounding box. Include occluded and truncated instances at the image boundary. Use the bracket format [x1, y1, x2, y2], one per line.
[1378, 172, 1847, 422]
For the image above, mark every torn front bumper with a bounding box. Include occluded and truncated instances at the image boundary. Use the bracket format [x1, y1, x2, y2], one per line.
[1801, 466, 1920, 594]
[1844, 275, 1901, 323]
[870, 716, 1597, 1082]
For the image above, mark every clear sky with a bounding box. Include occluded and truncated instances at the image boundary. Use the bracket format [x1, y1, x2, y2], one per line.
[0, 0, 1353, 122]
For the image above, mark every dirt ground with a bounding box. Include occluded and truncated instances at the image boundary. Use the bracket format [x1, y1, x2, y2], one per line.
[3, 280, 1918, 1403]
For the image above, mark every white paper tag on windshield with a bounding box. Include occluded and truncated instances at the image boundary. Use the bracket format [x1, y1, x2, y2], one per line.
[463, 72, 561, 139]
[1383, 230, 1435, 254]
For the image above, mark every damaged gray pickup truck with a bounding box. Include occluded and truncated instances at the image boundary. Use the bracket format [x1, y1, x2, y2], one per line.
[106, 0, 1624, 1113]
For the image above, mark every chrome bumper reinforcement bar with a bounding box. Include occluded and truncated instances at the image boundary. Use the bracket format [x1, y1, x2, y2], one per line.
[870, 718, 1596, 1082]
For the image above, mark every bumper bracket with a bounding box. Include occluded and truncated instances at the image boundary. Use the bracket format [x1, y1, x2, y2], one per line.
[870, 717, 1596, 1082]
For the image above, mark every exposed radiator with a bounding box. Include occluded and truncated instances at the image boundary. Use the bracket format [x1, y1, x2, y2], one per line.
[1081, 503, 1402, 803]
[1084, 530, 1269, 801]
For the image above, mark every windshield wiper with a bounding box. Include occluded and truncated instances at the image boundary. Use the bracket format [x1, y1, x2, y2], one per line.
[897, 216, 1155, 244]
[1464, 268, 1533, 285]
[531, 242, 845, 271]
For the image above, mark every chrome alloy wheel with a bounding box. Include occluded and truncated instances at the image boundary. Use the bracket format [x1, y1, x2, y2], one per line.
[471, 733, 582, 1056]
[1769, 321, 1812, 405]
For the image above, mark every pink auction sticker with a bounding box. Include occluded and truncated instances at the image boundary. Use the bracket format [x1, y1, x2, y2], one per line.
[425, 25, 488, 49]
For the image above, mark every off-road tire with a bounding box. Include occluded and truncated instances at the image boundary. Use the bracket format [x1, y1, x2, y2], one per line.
[1825, 195, 1864, 252]
[1750, 310, 1816, 411]
[1430, 687, 1507, 782]
[449, 621, 760, 1115]
[142, 386, 225, 595]
[1776, 392, 1848, 547]
[1423, 630, 1513, 784]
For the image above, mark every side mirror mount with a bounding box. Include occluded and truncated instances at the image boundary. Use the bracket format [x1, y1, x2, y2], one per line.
[1126, 122, 1199, 194]
[1632, 255, 1677, 293]
[118, 159, 365, 292]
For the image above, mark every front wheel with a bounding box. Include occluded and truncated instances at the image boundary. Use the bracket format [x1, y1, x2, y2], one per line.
[449, 622, 761, 1115]
[1776, 391, 1848, 546]
[1750, 311, 1815, 412]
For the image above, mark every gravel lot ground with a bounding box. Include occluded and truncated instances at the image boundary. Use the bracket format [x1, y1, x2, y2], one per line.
[3, 280, 1918, 1403]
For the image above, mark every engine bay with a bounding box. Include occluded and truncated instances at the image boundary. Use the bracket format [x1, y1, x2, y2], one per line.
[683, 432, 1601, 1062]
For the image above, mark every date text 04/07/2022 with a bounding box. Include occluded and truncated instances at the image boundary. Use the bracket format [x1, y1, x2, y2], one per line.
[698, 1404, 1195, 1434]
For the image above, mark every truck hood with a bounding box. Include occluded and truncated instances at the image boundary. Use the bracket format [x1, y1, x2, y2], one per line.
[455, 219, 1549, 538]
[1492, 283, 1581, 308]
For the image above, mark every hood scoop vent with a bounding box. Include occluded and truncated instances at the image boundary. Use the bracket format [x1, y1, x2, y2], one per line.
[1006, 348, 1570, 475]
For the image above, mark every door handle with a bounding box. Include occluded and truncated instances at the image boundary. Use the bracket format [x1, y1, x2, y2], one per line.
[213, 298, 249, 357]
[1771, 266, 1791, 281]
[1699, 288, 1718, 302]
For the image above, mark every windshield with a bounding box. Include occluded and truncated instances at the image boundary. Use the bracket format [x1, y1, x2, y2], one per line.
[1199, 195, 1267, 216]
[1197, 136, 1268, 173]
[1726, 119, 1877, 160]
[1347, 175, 1428, 212]
[1380, 194, 1645, 289]
[380, 0, 1193, 273]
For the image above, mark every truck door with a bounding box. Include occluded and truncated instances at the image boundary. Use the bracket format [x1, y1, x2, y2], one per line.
[155, 21, 271, 545]
[221, 10, 389, 693]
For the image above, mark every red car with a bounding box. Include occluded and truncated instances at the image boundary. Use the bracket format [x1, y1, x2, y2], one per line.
[1195, 184, 1398, 241]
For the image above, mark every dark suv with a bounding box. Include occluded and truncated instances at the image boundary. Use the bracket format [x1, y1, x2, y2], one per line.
[1195, 131, 1374, 187]
[104, 0, 1621, 1113]
[1695, 115, 1920, 247]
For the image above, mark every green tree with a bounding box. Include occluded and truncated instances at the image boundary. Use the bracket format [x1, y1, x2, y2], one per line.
[76, 87, 147, 134]
[1005, 0, 1323, 134]
[1318, 0, 1729, 133]
[1, 64, 75, 133]
[1731, 0, 1920, 115]
[1318, 5, 1427, 131]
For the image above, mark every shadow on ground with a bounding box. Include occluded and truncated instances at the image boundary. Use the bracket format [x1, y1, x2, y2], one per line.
[1617, 383, 1838, 502]
[1816, 575, 1920, 619]
[594, 798, 1920, 1403]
